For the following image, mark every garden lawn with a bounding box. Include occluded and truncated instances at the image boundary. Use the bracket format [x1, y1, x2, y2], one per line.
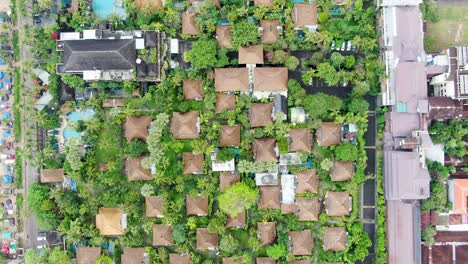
[425, 2, 468, 52]
[95, 123, 122, 164]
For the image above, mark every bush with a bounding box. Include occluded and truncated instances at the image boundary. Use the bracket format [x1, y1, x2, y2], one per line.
[421, 182, 448, 212]
[422, 225, 437, 246]
[183, 39, 218, 69]
[285, 55, 300, 70]
[352, 81, 370, 97]
[334, 142, 359, 161]
[303, 93, 342, 119]
[330, 52, 345, 68]
[125, 140, 148, 157]
[347, 98, 369, 113]
[216, 148, 236, 162]
[219, 234, 240, 254]
[266, 243, 288, 260]
[219, 182, 258, 217]
[232, 21, 259, 48]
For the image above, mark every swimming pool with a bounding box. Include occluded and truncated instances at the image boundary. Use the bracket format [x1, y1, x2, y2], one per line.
[67, 109, 96, 122]
[93, 0, 127, 19]
[64, 109, 96, 141]
[63, 128, 81, 140]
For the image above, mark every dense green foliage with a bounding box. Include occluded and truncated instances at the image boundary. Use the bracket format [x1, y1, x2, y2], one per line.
[219, 182, 258, 217]
[430, 119, 468, 157]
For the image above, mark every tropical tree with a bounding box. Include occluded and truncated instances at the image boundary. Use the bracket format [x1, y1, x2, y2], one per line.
[232, 21, 259, 48]
[61, 74, 85, 91]
[65, 137, 85, 171]
[219, 182, 258, 217]
[183, 39, 218, 70]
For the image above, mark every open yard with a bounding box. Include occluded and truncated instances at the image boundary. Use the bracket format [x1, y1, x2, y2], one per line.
[425, 2, 468, 52]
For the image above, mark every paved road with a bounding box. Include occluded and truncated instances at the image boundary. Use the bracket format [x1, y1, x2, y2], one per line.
[15, 1, 39, 250]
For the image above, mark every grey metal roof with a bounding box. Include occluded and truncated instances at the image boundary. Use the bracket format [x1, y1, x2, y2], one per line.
[62, 39, 136, 72]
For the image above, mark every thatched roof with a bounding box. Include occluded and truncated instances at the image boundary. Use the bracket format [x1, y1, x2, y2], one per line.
[292, 3, 318, 29]
[220, 125, 241, 147]
[214, 68, 250, 92]
[289, 128, 313, 152]
[125, 156, 152, 181]
[152, 224, 174, 246]
[170, 254, 190, 264]
[316, 122, 341, 147]
[121, 248, 146, 264]
[254, 138, 277, 163]
[124, 116, 152, 142]
[216, 25, 233, 48]
[296, 197, 320, 221]
[216, 93, 236, 113]
[253, 67, 288, 92]
[145, 196, 163, 218]
[322, 227, 347, 251]
[296, 169, 319, 193]
[77, 247, 101, 264]
[254, 0, 273, 7]
[239, 45, 264, 64]
[281, 203, 296, 215]
[96, 208, 125, 236]
[102, 98, 125, 107]
[226, 210, 246, 228]
[196, 228, 219, 250]
[186, 195, 209, 216]
[258, 222, 276, 245]
[182, 12, 200, 35]
[290, 230, 313, 255]
[330, 161, 354, 181]
[219, 172, 240, 192]
[182, 152, 204, 174]
[259, 185, 281, 209]
[325, 192, 350, 216]
[170, 111, 199, 139]
[261, 20, 280, 44]
[250, 103, 274, 128]
[256, 257, 276, 264]
[40, 168, 64, 183]
[183, 79, 204, 100]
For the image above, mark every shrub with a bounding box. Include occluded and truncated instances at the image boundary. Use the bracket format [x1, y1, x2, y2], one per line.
[421, 182, 448, 212]
[285, 55, 300, 70]
[317, 62, 339, 85]
[232, 21, 259, 48]
[303, 93, 342, 119]
[334, 142, 359, 161]
[330, 52, 345, 68]
[125, 140, 148, 157]
[266, 243, 288, 260]
[219, 234, 240, 254]
[352, 81, 370, 97]
[216, 148, 236, 162]
[347, 98, 369, 113]
[183, 39, 218, 69]
[422, 225, 437, 246]
[219, 182, 258, 217]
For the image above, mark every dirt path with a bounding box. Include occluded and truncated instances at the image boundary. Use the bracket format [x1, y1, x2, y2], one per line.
[455, 24, 463, 42]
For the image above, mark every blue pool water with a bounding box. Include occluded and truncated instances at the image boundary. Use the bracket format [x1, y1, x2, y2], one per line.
[67, 109, 96, 122]
[93, 0, 127, 19]
[64, 109, 96, 141]
[63, 128, 81, 140]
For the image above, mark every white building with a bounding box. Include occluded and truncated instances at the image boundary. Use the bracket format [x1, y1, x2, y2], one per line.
[430, 46, 468, 100]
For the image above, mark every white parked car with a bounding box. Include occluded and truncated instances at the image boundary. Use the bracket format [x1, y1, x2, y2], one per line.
[36, 244, 47, 250]
[36, 236, 46, 241]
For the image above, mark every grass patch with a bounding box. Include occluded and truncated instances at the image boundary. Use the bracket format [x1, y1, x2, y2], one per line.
[425, 2, 468, 52]
[15, 152, 22, 189]
[13, 68, 21, 139]
[95, 123, 122, 164]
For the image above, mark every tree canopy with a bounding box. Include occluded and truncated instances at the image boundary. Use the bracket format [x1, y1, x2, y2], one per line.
[219, 182, 258, 217]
